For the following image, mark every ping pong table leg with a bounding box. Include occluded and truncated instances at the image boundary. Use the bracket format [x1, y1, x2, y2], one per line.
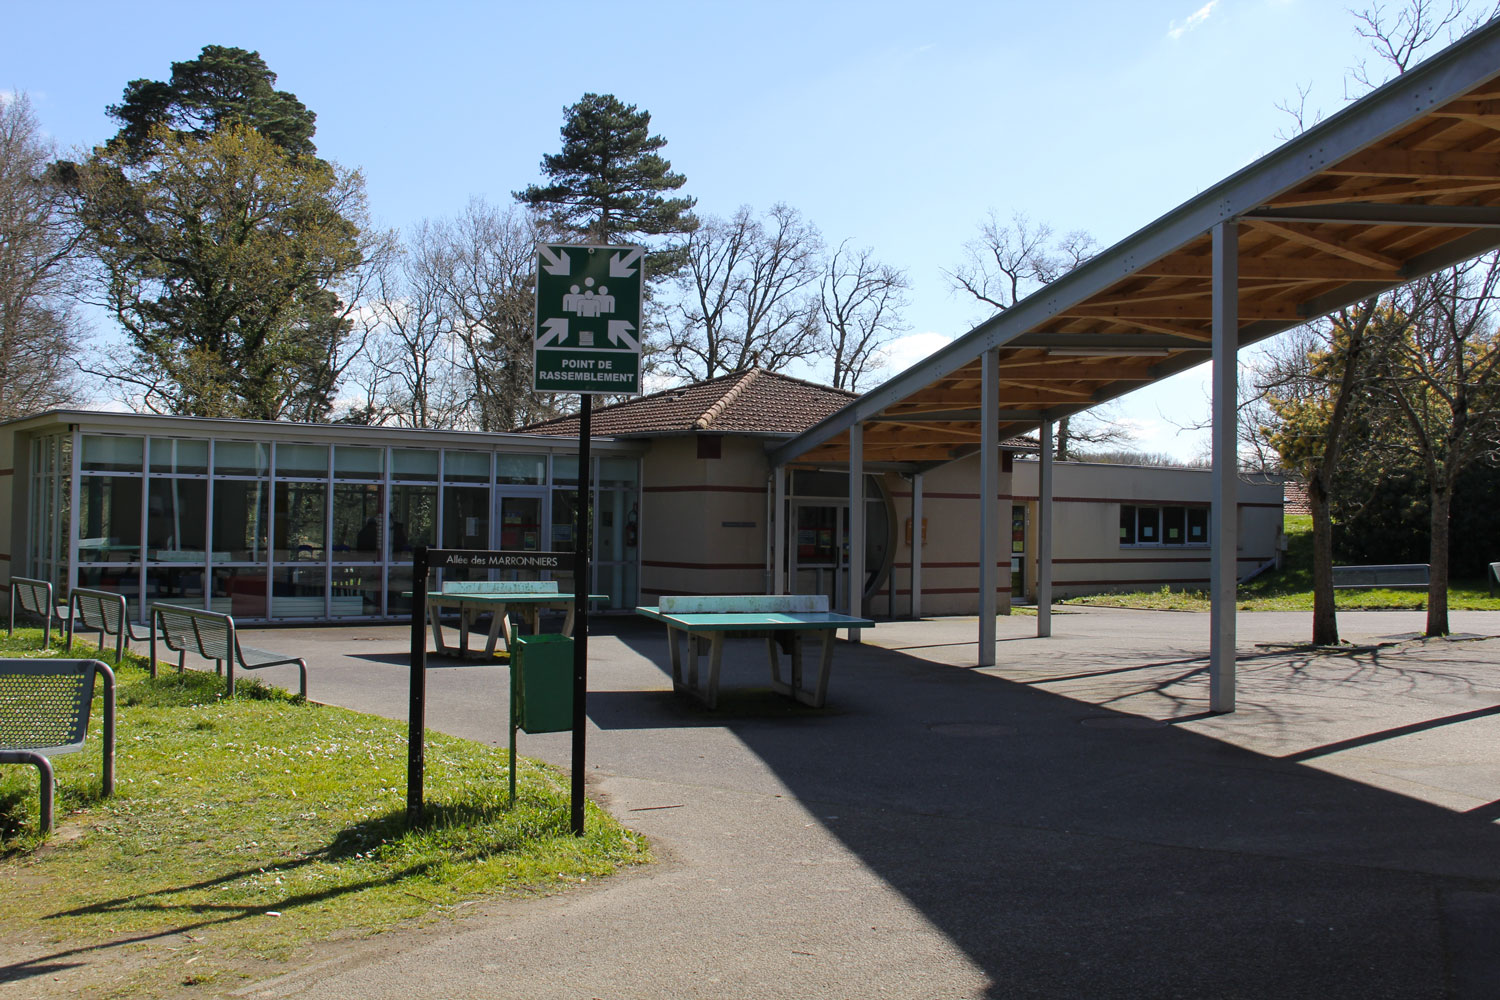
[807, 629, 835, 708]
[484, 602, 508, 656]
[667, 625, 684, 690]
[428, 602, 448, 656]
[561, 603, 574, 637]
[704, 632, 724, 710]
[767, 635, 789, 697]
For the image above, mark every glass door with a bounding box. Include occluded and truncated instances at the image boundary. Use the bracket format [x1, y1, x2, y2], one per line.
[1011, 504, 1027, 602]
[496, 494, 544, 581]
[789, 502, 845, 608]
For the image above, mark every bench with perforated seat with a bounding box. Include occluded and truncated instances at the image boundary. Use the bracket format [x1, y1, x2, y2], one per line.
[8, 577, 70, 648]
[0, 658, 115, 833]
[66, 588, 153, 663]
[149, 604, 307, 698]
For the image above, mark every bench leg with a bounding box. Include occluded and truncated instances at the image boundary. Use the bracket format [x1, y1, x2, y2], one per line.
[1, 752, 55, 833]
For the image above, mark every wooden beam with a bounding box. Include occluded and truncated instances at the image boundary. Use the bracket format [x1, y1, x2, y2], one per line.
[1062, 300, 1301, 321]
[1243, 220, 1403, 271]
[993, 362, 1153, 380]
[1137, 253, 1399, 281]
[1323, 148, 1500, 180]
[1267, 178, 1500, 208]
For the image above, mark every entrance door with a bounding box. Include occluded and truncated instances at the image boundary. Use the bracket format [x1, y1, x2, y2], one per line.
[496, 494, 544, 580]
[1011, 504, 1027, 602]
[789, 502, 845, 608]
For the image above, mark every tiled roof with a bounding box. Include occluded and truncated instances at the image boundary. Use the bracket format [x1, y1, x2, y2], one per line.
[522, 368, 859, 438]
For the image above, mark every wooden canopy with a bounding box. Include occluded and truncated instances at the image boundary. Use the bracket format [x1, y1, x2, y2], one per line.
[771, 20, 1500, 469]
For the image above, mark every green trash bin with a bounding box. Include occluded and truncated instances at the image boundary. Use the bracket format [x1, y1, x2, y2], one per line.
[513, 634, 573, 734]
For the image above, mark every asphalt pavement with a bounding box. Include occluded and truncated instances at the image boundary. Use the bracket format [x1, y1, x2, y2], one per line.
[221, 606, 1500, 1000]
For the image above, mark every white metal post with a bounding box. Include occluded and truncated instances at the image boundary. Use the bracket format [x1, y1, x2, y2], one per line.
[847, 423, 864, 642]
[1037, 420, 1054, 638]
[772, 465, 786, 595]
[1211, 221, 1239, 713]
[978, 349, 1000, 665]
[911, 472, 924, 619]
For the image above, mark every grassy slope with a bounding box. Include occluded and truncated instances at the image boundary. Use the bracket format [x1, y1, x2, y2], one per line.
[1066, 515, 1500, 612]
[0, 632, 648, 994]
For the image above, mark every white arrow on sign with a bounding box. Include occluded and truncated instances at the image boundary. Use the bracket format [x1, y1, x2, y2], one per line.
[537, 317, 569, 347]
[539, 246, 571, 276]
[606, 320, 639, 351]
[609, 247, 644, 278]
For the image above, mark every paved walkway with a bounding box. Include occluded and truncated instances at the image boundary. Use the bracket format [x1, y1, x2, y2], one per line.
[224, 607, 1500, 1000]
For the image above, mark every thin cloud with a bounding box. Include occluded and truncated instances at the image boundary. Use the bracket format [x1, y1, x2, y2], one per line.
[1167, 1, 1218, 40]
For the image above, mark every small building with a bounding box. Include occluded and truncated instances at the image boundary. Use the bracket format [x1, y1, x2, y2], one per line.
[0, 370, 1282, 624]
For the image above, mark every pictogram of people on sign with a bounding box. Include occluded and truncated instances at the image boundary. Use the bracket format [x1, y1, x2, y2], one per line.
[561, 276, 615, 317]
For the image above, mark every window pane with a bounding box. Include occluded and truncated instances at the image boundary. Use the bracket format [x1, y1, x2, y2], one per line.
[213, 567, 267, 617]
[331, 567, 381, 615]
[147, 479, 208, 556]
[77, 566, 141, 605]
[442, 485, 490, 548]
[332, 483, 384, 562]
[276, 443, 329, 478]
[215, 441, 268, 477]
[444, 451, 489, 483]
[77, 476, 142, 561]
[496, 453, 544, 485]
[1163, 506, 1186, 545]
[791, 470, 847, 497]
[551, 490, 579, 551]
[212, 481, 269, 561]
[274, 482, 327, 561]
[1139, 507, 1158, 543]
[552, 455, 578, 486]
[149, 438, 209, 475]
[392, 449, 438, 482]
[390, 485, 436, 559]
[334, 446, 383, 480]
[1119, 505, 1137, 546]
[1187, 507, 1209, 544]
[598, 457, 637, 487]
[147, 567, 205, 611]
[82, 435, 143, 473]
[272, 567, 325, 618]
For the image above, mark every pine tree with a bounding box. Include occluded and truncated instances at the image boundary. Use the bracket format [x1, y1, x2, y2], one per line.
[515, 93, 696, 276]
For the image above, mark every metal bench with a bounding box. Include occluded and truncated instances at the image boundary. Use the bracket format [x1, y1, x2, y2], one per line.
[8, 577, 69, 648]
[0, 658, 115, 833]
[1331, 563, 1430, 589]
[149, 603, 307, 698]
[66, 588, 153, 663]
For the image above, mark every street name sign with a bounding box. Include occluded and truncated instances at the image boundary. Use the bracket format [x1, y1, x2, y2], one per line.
[533, 243, 644, 395]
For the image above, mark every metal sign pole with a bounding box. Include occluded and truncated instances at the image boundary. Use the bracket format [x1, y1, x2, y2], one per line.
[406, 545, 429, 825]
[572, 397, 591, 836]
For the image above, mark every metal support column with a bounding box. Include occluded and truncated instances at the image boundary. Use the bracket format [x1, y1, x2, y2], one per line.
[847, 423, 864, 642]
[1037, 419, 1054, 638]
[978, 349, 1000, 666]
[1210, 220, 1239, 713]
[772, 465, 786, 595]
[911, 472, 924, 620]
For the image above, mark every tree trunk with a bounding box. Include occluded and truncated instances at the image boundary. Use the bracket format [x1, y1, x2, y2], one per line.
[1426, 482, 1451, 636]
[1308, 473, 1340, 645]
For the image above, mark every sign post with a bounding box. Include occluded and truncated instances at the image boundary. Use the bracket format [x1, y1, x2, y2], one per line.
[534, 243, 644, 835]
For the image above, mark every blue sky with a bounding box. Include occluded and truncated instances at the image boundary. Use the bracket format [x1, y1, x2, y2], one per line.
[4, 1, 1395, 457]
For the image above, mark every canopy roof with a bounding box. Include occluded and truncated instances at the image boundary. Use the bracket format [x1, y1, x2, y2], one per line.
[771, 19, 1500, 470]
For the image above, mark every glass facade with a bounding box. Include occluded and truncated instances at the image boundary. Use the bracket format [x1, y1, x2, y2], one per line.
[25, 430, 641, 624]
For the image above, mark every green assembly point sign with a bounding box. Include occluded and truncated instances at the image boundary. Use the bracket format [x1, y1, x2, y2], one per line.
[533, 243, 644, 395]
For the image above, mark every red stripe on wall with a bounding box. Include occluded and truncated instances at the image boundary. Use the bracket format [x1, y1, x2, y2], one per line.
[0, 468, 12, 476]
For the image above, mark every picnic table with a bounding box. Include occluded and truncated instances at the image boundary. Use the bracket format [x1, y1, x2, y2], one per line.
[635, 594, 874, 709]
[418, 581, 608, 658]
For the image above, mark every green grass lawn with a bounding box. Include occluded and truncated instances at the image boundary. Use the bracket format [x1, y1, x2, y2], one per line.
[1064, 514, 1500, 613]
[0, 631, 649, 995]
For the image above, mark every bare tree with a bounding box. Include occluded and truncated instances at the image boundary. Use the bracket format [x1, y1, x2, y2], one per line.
[946, 211, 1124, 457]
[665, 203, 823, 381]
[820, 240, 908, 391]
[0, 93, 84, 418]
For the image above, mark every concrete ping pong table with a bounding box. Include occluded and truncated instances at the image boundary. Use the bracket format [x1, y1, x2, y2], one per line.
[421, 581, 608, 658]
[635, 594, 874, 709]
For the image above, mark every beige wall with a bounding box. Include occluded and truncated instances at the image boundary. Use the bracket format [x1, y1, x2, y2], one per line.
[639, 435, 772, 601]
